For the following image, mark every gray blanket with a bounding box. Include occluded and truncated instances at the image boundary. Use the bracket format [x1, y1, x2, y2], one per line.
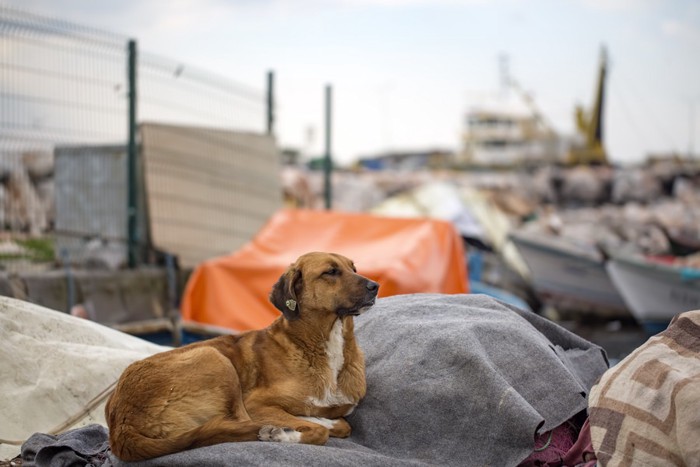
[22, 293, 608, 466]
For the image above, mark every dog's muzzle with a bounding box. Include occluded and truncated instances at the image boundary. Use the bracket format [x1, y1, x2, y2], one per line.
[338, 279, 379, 317]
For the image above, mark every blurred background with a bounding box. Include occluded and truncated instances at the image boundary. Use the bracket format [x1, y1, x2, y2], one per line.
[4, 0, 699, 164]
[1, 0, 699, 360]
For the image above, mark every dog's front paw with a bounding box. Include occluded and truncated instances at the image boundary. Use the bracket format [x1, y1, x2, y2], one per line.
[258, 425, 301, 443]
[329, 418, 351, 438]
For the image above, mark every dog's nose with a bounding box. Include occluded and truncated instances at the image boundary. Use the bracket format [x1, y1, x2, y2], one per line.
[366, 280, 379, 292]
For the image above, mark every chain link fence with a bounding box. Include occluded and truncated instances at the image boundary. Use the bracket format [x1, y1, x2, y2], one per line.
[0, 5, 275, 274]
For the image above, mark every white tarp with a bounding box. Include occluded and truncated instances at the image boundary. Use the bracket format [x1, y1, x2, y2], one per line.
[0, 297, 166, 460]
[371, 181, 485, 241]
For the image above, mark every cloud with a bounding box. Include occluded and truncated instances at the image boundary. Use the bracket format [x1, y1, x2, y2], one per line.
[138, 0, 235, 34]
[662, 19, 700, 48]
[579, 0, 660, 12]
[336, 0, 486, 5]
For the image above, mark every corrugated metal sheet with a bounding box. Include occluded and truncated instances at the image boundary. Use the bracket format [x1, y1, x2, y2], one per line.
[54, 145, 132, 264]
[140, 123, 282, 268]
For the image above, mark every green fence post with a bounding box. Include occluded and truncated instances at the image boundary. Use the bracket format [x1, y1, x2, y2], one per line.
[266, 70, 275, 135]
[324, 84, 332, 210]
[127, 39, 138, 268]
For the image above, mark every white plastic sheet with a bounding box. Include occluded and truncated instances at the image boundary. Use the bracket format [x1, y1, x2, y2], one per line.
[0, 297, 166, 460]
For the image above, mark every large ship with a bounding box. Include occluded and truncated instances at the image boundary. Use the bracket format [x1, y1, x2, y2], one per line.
[458, 47, 609, 168]
[458, 100, 562, 167]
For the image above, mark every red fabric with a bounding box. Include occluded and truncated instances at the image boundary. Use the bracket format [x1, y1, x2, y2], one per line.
[181, 209, 468, 331]
[519, 417, 597, 467]
[561, 418, 597, 467]
[645, 255, 676, 265]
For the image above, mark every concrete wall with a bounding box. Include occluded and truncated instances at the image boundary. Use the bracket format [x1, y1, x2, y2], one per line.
[0, 268, 191, 325]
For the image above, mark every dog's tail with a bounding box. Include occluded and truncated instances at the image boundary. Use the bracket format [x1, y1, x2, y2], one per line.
[110, 416, 263, 462]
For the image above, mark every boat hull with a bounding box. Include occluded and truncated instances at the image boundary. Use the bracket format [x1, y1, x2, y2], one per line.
[606, 256, 700, 334]
[510, 232, 628, 319]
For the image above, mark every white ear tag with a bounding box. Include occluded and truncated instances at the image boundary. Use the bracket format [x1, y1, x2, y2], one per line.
[285, 299, 297, 311]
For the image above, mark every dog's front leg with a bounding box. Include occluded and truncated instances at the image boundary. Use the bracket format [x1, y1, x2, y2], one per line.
[310, 403, 357, 419]
[299, 404, 355, 438]
[296, 416, 351, 438]
[248, 406, 344, 445]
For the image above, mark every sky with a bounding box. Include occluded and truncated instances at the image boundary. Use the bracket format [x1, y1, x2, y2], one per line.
[4, 0, 700, 165]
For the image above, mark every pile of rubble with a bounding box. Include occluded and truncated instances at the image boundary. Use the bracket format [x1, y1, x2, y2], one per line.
[0, 150, 54, 236]
[517, 162, 700, 261]
[281, 159, 700, 263]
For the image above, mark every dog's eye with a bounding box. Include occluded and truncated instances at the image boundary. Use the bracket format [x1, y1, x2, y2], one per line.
[324, 268, 339, 276]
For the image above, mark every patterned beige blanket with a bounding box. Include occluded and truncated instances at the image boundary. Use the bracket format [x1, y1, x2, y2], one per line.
[589, 310, 700, 466]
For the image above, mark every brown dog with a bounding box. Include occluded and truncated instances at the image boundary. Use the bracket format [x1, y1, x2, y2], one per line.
[105, 252, 379, 461]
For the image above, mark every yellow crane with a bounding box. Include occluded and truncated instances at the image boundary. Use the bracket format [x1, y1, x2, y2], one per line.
[567, 46, 609, 165]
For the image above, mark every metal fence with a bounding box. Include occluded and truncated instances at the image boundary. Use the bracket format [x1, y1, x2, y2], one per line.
[0, 5, 272, 273]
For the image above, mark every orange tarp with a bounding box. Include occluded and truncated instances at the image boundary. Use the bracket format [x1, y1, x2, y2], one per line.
[181, 209, 468, 331]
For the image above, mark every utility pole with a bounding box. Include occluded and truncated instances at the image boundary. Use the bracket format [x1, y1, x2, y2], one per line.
[690, 99, 696, 159]
[266, 70, 275, 135]
[498, 53, 510, 99]
[324, 84, 333, 210]
[127, 39, 138, 268]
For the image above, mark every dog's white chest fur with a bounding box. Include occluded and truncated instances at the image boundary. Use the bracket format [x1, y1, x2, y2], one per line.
[308, 319, 354, 407]
[326, 318, 345, 383]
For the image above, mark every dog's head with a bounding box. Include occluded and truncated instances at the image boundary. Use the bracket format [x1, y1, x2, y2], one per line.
[269, 252, 379, 321]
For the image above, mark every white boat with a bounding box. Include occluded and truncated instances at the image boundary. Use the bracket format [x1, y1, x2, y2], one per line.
[606, 254, 700, 334]
[510, 231, 629, 319]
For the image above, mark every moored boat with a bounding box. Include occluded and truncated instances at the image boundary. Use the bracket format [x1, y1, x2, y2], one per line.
[606, 254, 700, 334]
[510, 230, 629, 319]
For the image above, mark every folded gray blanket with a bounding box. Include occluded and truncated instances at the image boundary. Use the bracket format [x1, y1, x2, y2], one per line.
[21, 424, 111, 467]
[22, 293, 608, 466]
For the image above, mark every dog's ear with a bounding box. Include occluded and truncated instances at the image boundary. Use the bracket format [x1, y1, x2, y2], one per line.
[269, 267, 302, 320]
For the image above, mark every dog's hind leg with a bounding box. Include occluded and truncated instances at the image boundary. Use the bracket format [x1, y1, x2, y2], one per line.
[185, 416, 265, 448]
[113, 416, 265, 462]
